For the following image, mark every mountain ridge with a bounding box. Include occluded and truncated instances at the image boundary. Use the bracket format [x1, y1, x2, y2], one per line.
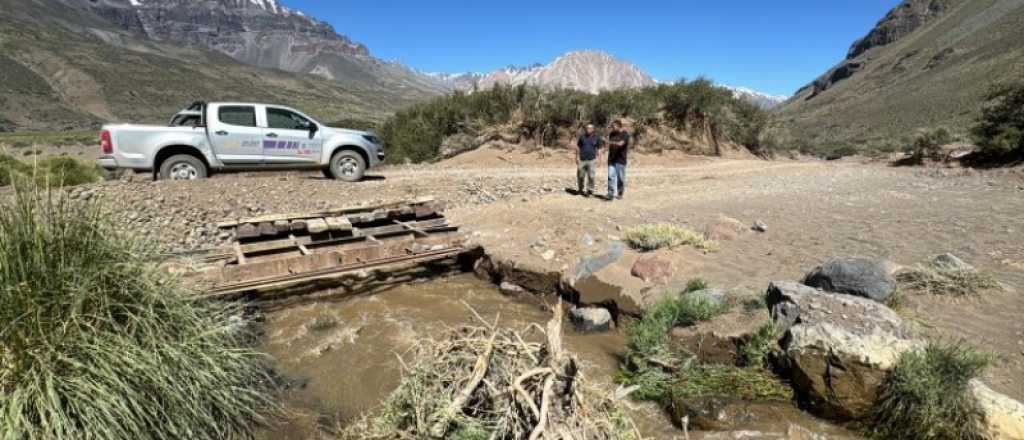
[776, 0, 1024, 150]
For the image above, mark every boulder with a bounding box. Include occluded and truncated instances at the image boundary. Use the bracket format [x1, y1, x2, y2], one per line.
[803, 257, 897, 303]
[767, 281, 920, 420]
[971, 380, 1024, 440]
[569, 307, 613, 333]
[704, 215, 748, 241]
[670, 308, 771, 366]
[631, 256, 673, 284]
[933, 253, 975, 272]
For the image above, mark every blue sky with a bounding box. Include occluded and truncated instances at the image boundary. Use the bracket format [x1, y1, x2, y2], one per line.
[284, 1, 900, 96]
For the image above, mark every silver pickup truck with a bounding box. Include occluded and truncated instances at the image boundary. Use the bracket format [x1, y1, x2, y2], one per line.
[98, 102, 384, 181]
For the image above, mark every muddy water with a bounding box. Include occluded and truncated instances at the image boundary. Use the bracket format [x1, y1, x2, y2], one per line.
[255, 274, 858, 439]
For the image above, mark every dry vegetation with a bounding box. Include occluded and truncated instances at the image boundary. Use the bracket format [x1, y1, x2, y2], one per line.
[344, 305, 642, 440]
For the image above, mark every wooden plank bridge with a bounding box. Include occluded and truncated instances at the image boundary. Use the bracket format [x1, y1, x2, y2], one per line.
[182, 197, 472, 297]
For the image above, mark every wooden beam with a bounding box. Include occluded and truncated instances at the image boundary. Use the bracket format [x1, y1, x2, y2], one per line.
[290, 234, 311, 256]
[233, 242, 247, 265]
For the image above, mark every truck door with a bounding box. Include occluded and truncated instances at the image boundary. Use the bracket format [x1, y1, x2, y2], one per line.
[208, 104, 264, 165]
[262, 106, 324, 165]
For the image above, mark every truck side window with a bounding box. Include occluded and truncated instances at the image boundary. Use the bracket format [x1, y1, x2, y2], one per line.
[267, 108, 312, 130]
[219, 106, 257, 127]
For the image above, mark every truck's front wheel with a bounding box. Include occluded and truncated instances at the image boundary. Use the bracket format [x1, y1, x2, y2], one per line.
[328, 150, 366, 182]
[158, 154, 208, 181]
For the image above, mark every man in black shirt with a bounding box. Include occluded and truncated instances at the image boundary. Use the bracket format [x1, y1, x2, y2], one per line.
[575, 123, 603, 196]
[606, 120, 630, 200]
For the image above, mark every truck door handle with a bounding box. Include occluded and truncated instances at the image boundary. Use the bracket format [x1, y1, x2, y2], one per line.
[266, 133, 279, 138]
[215, 130, 229, 136]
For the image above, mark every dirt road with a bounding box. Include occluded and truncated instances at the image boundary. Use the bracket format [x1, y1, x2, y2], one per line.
[83, 155, 1024, 400]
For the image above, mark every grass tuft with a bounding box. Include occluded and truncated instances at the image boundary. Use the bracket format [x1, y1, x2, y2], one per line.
[739, 322, 777, 368]
[670, 365, 793, 403]
[871, 342, 992, 440]
[896, 264, 999, 297]
[624, 223, 718, 252]
[0, 185, 274, 439]
[0, 152, 105, 187]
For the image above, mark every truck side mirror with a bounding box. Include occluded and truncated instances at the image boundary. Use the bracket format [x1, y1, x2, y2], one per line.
[308, 123, 319, 138]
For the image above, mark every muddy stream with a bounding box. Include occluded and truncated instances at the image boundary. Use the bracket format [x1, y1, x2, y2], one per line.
[255, 274, 858, 439]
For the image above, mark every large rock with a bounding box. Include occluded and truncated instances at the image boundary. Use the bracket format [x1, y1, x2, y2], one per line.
[670, 307, 771, 366]
[631, 256, 673, 284]
[803, 257, 896, 303]
[971, 380, 1024, 440]
[569, 307, 613, 333]
[767, 281, 920, 420]
[704, 215, 748, 241]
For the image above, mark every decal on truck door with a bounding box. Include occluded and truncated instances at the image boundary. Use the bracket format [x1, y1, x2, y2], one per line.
[263, 140, 321, 156]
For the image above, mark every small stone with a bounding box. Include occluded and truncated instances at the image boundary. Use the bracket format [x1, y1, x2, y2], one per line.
[933, 253, 975, 272]
[499, 282, 527, 296]
[753, 220, 769, 233]
[569, 307, 613, 333]
[541, 250, 556, 261]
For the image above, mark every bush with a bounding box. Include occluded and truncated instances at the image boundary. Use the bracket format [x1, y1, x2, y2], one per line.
[896, 262, 999, 297]
[871, 342, 991, 440]
[624, 223, 718, 252]
[0, 153, 31, 186]
[905, 128, 953, 162]
[379, 81, 769, 163]
[972, 82, 1024, 157]
[0, 153, 105, 187]
[0, 186, 274, 439]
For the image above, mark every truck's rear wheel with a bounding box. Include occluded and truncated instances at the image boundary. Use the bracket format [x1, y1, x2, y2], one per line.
[329, 150, 366, 182]
[159, 154, 208, 181]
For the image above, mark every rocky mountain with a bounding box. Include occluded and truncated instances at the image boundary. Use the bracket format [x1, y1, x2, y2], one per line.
[0, 0, 430, 130]
[73, 0, 450, 100]
[777, 0, 1024, 149]
[440, 51, 787, 108]
[724, 86, 789, 109]
[447, 51, 658, 94]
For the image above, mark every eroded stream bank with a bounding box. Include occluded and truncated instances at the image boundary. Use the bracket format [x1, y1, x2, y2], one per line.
[253, 272, 859, 439]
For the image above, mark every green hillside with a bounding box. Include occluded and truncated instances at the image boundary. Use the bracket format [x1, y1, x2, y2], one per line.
[775, 0, 1024, 154]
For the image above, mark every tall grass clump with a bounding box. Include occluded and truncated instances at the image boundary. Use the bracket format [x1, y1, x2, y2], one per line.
[620, 281, 729, 402]
[0, 185, 274, 440]
[896, 262, 999, 297]
[0, 152, 105, 187]
[871, 342, 991, 440]
[624, 223, 718, 252]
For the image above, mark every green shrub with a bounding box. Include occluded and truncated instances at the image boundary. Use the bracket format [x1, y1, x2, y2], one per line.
[0, 154, 104, 187]
[0, 153, 31, 186]
[669, 365, 792, 403]
[379, 81, 769, 163]
[0, 186, 274, 439]
[739, 322, 777, 368]
[871, 342, 991, 440]
[624, 223, 718, 252]
[972, 82, 1024, 157]
[906, 128, 953, 162]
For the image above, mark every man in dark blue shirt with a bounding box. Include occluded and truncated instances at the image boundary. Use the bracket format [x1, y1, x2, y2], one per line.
[607, 120, 630, 200]
[575, 123, 603, 196]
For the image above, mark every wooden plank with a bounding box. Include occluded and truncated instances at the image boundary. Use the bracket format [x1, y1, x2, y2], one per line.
[290, 220, 308, 232]
[237, 223, 261, 239]
[307, 218, 330, 234]
[216, 198, 441, 229]
[395, 219, 430, 238]
[233, 242, 247, 265]
[325, 217, 353, 231]
[259, 222, 278, 237]
[238, 219, 451, 255]
[290, 234, 311, 256]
